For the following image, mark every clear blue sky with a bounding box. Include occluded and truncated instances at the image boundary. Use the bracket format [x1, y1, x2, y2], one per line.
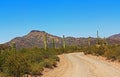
[0, 0, 120, 44]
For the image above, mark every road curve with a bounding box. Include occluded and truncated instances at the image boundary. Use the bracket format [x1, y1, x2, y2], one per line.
[42, 53, 120, 77]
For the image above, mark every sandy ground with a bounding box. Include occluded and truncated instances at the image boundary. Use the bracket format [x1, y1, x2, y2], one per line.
[42, 52, 120, 77]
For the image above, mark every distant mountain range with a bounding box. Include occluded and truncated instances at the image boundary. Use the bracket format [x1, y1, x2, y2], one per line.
[5, 30, 120, 48]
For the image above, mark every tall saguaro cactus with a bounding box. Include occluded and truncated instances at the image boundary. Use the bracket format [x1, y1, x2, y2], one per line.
[96, 30, 100, 45]
[44, 33, 47, 50]
[88, 37, 91, 46]
[63, 35, 66, 49]
[96, 30, 101, 48]
[52, 38, 55, 49]
[11, 42, 16, 51]
[11, 42, 16, 57]
[97, 30, 99, 39]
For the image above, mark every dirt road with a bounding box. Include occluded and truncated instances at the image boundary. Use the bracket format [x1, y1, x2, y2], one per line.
[42, 53, 120, 77]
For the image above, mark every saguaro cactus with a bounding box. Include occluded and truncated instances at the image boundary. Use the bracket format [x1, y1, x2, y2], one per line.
[96, 30, 101, 48]
[44, 33, 47, 50]
[96, 30, 100, 45]
[52, 38, 55, 49]
[63, 35, 66, 49]
[11, 42, 16, 51]
[97, 30, 99, 39]
[11, 42, 16, 57]
[88, 37, 91, 46]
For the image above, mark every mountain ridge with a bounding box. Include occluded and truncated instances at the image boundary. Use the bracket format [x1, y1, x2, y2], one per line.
[5, 30, 120, 48]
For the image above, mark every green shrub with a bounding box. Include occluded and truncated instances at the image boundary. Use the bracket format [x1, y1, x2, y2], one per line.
[43, 59, 57, 68]
[0, 47, 60, 77]
[29, 63, 44, 76]
[2, 51, 29, 77]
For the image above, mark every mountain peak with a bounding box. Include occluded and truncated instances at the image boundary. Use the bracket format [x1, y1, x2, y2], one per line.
[6, 30, 62, 48]
[30, 30, 46, 33]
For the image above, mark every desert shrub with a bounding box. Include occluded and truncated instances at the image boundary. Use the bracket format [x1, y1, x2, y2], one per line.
[83, 46, 98, 55]
[43, 59, 57, 68]
[0, 72, 10, 77]
[59, 46, 80, 53]
[29, 63, 44, 76]
[0, 50, 10, 72]
[2, 50, 29, 77]
[43, 59, 53, 68]
[117, 56, 120, 62]
[83, 44, 120, 62]
[105, 45, 120, 61]
[0, 47, 60, 77]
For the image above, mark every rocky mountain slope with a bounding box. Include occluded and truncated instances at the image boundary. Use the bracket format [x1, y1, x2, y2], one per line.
[107, 33, 120, 44]
[6, 30, 62, 48]
[108, 33, 120, 40]
[5, 30, 120, 48]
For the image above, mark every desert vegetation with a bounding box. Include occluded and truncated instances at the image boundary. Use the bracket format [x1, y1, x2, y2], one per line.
[82, 32, 120, 62]
[0, 45, 60, 77]
[0, 33, 80, 77]
[83, 43, 120, 61]
[0, 33, 60, 77]
[0, 31, 120, 77]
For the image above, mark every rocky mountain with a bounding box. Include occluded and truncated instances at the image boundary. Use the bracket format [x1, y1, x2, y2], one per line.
[108, 33, 120, 40]
[6, 30, 62, 48]
[5, 30, 120, 48]
[107, 33, 120, 45]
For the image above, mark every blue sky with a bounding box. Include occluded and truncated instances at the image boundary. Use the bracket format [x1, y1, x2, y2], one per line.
[0, 0, 120, 44]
